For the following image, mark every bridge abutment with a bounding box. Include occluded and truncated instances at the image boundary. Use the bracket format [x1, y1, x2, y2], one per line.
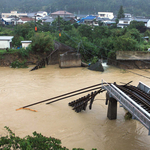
[106, 93, 117, 120]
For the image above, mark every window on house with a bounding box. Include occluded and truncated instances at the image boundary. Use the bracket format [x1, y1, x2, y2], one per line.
[100, 14, 105, 17]
[124, 21, 128, 23]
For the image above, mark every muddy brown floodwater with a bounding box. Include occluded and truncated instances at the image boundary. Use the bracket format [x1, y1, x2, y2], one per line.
[0, 64, 150, 150]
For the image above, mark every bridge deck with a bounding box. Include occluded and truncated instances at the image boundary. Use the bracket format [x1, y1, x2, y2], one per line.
[102, 80, 150, 135]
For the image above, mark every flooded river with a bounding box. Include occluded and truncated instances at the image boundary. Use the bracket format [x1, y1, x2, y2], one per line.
[0, 64, 150, 150]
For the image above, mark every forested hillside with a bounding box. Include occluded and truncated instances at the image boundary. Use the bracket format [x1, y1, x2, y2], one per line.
[0, 0, 150, 17]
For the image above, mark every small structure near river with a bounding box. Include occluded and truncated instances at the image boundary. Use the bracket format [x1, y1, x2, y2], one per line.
[0, 36, 14, 49]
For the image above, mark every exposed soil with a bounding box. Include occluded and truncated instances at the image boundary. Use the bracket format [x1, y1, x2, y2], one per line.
[107, 58, 150, 69]
[0, 53, 47, 67]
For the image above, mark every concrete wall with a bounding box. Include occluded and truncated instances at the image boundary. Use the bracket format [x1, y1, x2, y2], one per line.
[116, 51, 150, 60]
[59, 53, 81, 68]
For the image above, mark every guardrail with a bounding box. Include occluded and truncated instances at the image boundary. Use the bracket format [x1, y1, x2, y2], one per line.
[101, 80, 150, 135]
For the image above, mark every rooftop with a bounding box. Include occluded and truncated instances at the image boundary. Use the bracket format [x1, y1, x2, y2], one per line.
[0, 36, 14, 40]
[19, 17, 34, 21]
[51, 11, 73, 15]
[21, 41, 32, 43]
[84, 15, 97, 20]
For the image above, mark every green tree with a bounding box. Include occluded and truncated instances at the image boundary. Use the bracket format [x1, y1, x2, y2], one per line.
[14, 22, 35, 39]
[30, 32, 54, 53]
[125, 28, 141, 42]
[129, 20, 146, 33]
[78, 24, 93, 42]
[12, 35, 24, 47]
[144, 30, 150, 37]
[117, 5, 125, 19]
[113, 35, 138, 51]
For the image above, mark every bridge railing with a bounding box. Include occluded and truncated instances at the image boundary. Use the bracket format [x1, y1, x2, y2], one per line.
[138, 81, 150, 94]
[101, 80, 150, 135]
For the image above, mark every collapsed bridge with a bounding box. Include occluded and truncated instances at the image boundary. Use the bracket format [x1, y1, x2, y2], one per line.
[16, 81, 150, 135]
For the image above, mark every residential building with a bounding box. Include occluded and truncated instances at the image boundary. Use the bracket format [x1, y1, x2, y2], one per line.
[117, 18, 132, 28]
[50, 11, 74, 19]
[134, 18, 150, 28]
[1, 11, 27, 18]
[97, 17, 115, 26]
[84, 15, 97, 26]
[41, 16, 51, 22]
[98, 12, 114, 19]
[42, 18, 54, 24]
[17, 17, 35, 24]
[27, 13, 36, 18]
[0, 36, 14, 49]
[37, 11, 48, 17]
[124, 13, 132, 18]
[63, 17, 77, 24]
[1, 18, 17, 25]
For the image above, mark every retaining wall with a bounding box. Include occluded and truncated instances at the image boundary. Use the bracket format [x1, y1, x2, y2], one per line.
[59, 53, 81, 68]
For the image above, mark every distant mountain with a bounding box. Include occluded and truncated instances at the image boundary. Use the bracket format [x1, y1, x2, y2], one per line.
[0, 0, 150, 17]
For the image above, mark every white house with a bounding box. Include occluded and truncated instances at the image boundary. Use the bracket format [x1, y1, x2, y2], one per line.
[124, 13, 132, 18]
[98, 12, 114, 19]
[37, 11, 48, 17]
[117, 18, 132, 28]
[0, 36, 14, 49]
[21, 41, 32, 49]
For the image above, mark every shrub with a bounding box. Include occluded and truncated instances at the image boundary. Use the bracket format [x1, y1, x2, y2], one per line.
[19, 47, 31, 58]
[91, 56, 99, 64]
[10, 59, 28, 68]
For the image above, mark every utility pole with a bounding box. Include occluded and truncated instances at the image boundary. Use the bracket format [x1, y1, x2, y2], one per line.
[58, 15, 61, 40]
[35, 14, 37, 32]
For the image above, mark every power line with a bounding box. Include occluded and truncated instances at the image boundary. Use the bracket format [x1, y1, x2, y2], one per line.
[62, 30, 150, 79]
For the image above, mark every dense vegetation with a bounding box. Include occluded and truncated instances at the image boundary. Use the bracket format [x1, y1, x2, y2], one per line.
[1, 15, 150, 63]
[0, 0, 150, 17]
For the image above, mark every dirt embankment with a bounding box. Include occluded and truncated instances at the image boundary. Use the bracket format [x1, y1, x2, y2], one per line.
[0, 53, 47, 67]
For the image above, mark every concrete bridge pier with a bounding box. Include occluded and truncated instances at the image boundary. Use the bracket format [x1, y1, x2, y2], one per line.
[106, 92, 117, 120]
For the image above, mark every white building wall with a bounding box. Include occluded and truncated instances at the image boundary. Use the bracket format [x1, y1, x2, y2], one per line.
[21, 41, 32, 49]
[2, 12, 27, 18]
[98, 12, 114, 19]
[146, 20, 150, 27]
[37, 12, 48, 17]
[0, 41, 10, 49]
[22, 43, 31, 48]
[119, 20, 131, 24]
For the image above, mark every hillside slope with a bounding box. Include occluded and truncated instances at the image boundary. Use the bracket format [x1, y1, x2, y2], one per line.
[0, 0, 149, 17]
